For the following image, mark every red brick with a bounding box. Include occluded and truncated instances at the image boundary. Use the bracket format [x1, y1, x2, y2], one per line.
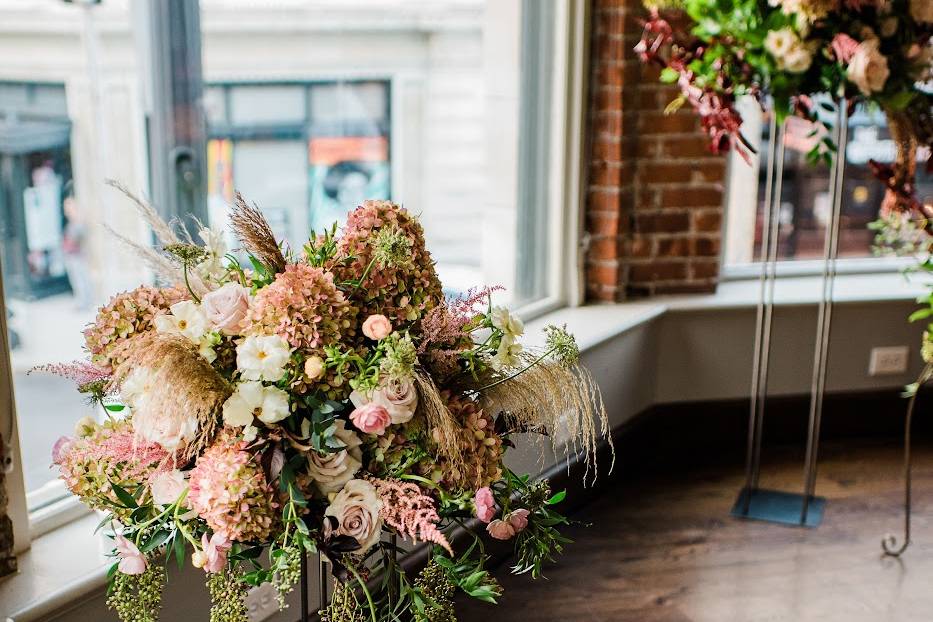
[588, 236, 619, 261]
[660, 136, 717, 159]
[587, 211, 621, 236]
[593, 112, 622, 137]
[691, 259, 720, 279]
[638, 163, 694, 185]
[587, 263, 621, 288]
[594, 88, 623, 113]
[629, 261, 687, 282]
[656, 236, 693, 257]
[694, 237, 720, 257]
[661, 187, 723, 209]
[590, 161, 624, 187]
[638, 112, 698, 134]
[592, 136, 621, 163]
[693, 209, 723, 232]
[625, 236, 653, 258]
[635, 212, 689, 233]
[588, 188, 621, 213]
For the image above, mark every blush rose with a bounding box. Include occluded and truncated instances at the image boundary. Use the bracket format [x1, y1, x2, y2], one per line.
[201, 283, 250, 335]
[362, 314, 393, 340]
[349, 402, 392, 436]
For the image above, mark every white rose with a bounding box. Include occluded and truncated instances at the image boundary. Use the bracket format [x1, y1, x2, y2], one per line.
[149, 470, 188, 506]
[324, 479, 384, 554]
[222, 381, 291, 427]
[783, 43, 813, 73]
[155, 300, 209, 343]
[236, 334, 291, 382]
[847, 39, 890, 95]
[490, 306, 524, 339]
[911, 0, 933, 23]
[307, 420, 363, 495]
[349, 377, 419, 425]
[133, 404, 198, 450]
[201, 283, 251, 335]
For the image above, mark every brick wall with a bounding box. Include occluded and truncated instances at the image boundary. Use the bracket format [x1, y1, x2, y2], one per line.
[584, 0, 726, 301]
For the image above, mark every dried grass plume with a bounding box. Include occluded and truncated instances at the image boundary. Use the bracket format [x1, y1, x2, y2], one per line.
[230, 193, 287, 274]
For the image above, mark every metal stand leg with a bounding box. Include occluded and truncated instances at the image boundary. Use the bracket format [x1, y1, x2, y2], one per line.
[732, 100, 847, 528]
[299, 552, 309, 622]
[318, 552, 328, 611]
[800, 101, 847, 524]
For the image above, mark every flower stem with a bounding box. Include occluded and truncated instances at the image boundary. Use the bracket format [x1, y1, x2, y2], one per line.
[470, 347, 556, 394]
[182, 263, 201, 304]
[352, 256, 378, 293]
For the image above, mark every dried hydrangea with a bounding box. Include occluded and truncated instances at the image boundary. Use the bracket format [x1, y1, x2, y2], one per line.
[334, 200, 444, 324]
[56, 418, 172, 521]
[423, 392, 502, 491]
[188, 436, 278, 542]
[84, 286, 188, 369]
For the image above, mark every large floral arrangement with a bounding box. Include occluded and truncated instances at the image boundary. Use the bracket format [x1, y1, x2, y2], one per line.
[42, 192, 611, 622]
[636, 0, 932, 217]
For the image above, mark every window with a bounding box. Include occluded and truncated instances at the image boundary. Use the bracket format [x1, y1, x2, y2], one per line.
[0, 0, 581, 535]
[723, 99, 933, 272]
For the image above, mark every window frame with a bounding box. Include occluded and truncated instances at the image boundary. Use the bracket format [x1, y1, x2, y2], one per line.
[3, 0, 591, 549]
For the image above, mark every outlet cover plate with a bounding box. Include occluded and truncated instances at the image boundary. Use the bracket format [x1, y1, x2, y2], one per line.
[245, 582, 279, 622]
[869, 346, 910, 376]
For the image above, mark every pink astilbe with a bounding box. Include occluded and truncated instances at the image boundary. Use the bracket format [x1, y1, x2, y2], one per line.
[419, 285, 503, 378]
[30, 360, 111, 393]
[373, 478, 452, 554]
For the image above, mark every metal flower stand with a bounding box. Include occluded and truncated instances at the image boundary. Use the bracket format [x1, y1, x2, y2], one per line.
[731, 100, 849, 528]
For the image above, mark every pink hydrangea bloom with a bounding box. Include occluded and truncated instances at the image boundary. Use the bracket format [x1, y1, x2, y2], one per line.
[187, 437, 278, 542]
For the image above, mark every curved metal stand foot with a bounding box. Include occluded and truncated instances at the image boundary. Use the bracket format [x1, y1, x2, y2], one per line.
[882, 365, 931, 557]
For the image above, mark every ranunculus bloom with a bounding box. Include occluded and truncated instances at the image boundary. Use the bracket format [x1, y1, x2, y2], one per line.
[350, 377, 418, 425]
[307, 420, 363, 495]
[487, 519, 516, 541]
[324, 479, 384, 553]
[506, 508, 530, 532]
[149, 469, 188, 506]
[200, 532, 231, 574]
[304, 355, 325, 381]
[201, 283, 250, 335]
[236, 334, 291, 382]
[362, 314, 393, 340]
[847, 39, 890, 95]
[114, 534, 147, 575]
[349, 402, 391, 436]
[474, 487, 496, 523]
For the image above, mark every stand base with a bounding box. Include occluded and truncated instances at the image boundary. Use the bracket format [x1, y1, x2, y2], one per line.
[731, 488, 825, 528]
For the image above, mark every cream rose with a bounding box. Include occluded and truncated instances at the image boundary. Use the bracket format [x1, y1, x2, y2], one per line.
[307, 420, 363, 495]
[350, 377, 419, 425]
[362, 314, 393, 340]
[847, 39, 890, 95]
[201, 283, 250, 335]
[149, 470, 188, 506]
[324, 479, 384, 553]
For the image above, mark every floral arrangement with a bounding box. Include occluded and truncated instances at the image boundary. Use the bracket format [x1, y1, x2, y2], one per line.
[636, 0, 932, 217]
[40, 191, 611, 622]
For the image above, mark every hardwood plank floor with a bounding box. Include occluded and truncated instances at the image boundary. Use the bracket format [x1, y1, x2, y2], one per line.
[459, 440, 933, 622]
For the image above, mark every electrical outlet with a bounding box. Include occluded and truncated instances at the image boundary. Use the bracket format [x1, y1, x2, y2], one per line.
[245, 582, 279, 622]
[869, 346, 909, 376]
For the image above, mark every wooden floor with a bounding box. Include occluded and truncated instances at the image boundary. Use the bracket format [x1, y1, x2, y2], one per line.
[459, 440, 933, 622]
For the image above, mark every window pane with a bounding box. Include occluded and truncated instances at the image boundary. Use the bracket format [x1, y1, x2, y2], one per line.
[726, 101, 933, 265]
[229, 85, 305, 125]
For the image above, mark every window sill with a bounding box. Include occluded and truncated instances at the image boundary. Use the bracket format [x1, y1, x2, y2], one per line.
[3, 270, 920, 621]
[2, 512, 111, 622]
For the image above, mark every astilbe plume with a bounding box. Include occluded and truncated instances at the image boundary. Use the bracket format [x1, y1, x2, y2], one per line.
[56, 418, 172, 520]
[372, 478, 452, 554]
[187, 436, 278, 542]
[29, 360, 111, 394]
[419, 285, 503, 378]
[83, 285, 188, 369]
[333, 200, 444, 324]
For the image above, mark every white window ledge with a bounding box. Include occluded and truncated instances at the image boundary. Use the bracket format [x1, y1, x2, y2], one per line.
[3, 270, 923, 621]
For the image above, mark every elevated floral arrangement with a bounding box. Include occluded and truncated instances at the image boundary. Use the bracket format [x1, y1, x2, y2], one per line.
[636, 0, 932, 218]
[40, 190, 611, 622]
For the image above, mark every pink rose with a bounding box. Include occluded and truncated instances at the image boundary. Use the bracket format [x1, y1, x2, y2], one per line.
[349, 403, 391, 436]
[149, 470, 187, 506]
[201, 283, 250, 335]
[846, 39, 890, 96]
[51, 436, 72, 464]
[114, 534, 147, 575]
[506, 508, 530, 532]
[487, 519, 516, 541]
[362, 314, 393, 340]
[474, 487, 496, 523]
[831, 33, 859, 63]
[304, 355, 325, 381]
[200, 532, 231, 574]
[350, 377, 419, 425]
